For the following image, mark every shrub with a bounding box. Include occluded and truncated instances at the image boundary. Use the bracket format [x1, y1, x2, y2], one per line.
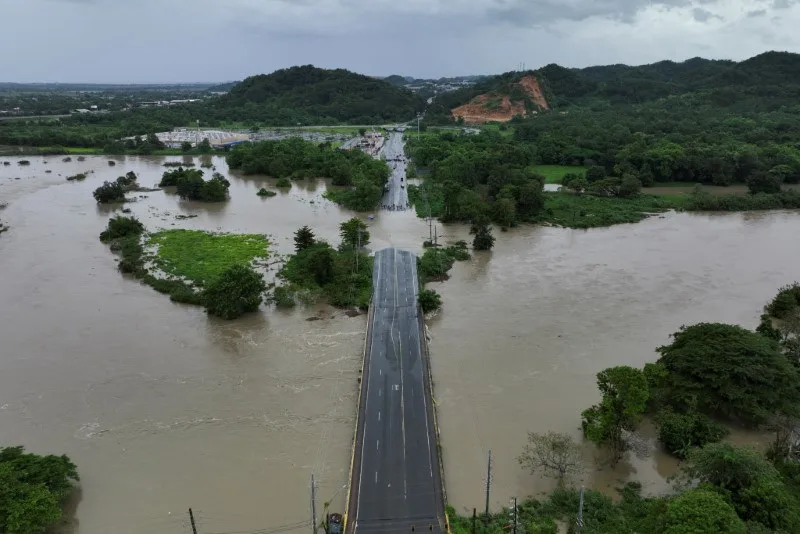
[18, 160, 30, 165]
[258, 188, 276, 197]
[99, 216, 144, 242]
[203, 264, 267, 320]
[108, 160, 116, 166]
[92, 181, 126, 203]
[276, 177, 292, 188]
[419, 289, 442, 313]
[657, 410, 729, 459]
[66, 173, 86, 181]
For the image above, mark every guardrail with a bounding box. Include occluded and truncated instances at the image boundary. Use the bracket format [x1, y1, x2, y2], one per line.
[342, 301, 374, 534]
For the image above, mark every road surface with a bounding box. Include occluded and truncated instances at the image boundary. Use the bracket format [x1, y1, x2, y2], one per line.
[380, 132, 410, 211]
[347, 248, 444, 533]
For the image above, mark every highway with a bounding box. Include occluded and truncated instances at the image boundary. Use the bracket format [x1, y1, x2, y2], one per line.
[346, 248, 444, 533]
[380, 132, 410, 211]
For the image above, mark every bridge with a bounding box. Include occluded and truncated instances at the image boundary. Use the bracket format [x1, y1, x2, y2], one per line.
[344, 248, 446, 533]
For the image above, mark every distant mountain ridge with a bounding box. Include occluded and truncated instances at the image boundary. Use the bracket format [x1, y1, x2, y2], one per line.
[425, 50, 800, 124]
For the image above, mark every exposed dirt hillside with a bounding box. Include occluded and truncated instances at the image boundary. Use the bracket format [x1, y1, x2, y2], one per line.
[451, 75, 549, 124]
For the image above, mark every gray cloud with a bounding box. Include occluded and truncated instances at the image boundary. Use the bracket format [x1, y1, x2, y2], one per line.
[692, 7, 720, 21]
[0, 0, 798, 82]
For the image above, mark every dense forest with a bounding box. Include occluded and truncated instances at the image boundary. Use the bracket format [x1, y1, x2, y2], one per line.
[416, 52, 800, 193]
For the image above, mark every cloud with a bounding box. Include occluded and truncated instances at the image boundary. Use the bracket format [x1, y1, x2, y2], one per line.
[691, 7, 721, 21]
[0, 0, 799, 82]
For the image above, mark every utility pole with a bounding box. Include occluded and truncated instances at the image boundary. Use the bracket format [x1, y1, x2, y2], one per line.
[311, 474, 317, 534]
[576, 486, 585, 534]
[188, 508, 198, 534]
[510, 497, 518, 534]
[472, 508, 477, 534]
[484, 450, 492, 524]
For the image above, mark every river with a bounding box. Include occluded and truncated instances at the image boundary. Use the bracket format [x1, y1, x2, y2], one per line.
[1, 154, 798, 531]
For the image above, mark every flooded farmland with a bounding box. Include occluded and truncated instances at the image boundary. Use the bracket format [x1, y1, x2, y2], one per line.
[1, 155, 800, 531]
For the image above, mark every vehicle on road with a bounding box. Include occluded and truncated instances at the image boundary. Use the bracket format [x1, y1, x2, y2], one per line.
[327, 513, 343, 534]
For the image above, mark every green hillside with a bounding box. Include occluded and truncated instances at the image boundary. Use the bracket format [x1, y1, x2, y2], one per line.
[212, 65, 424, 124]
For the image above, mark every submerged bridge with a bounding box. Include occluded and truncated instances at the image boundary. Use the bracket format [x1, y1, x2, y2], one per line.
[344, 248, 446, 533]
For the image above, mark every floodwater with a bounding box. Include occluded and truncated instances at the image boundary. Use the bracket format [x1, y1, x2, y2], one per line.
[0, 155, 426, 534]
[429, 210, 800, 513]
[1, 154, 799, 531]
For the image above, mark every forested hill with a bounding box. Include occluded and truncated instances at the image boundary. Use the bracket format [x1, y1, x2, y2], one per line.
[212, 65, 424, 124]
[426, 51, 800, 123]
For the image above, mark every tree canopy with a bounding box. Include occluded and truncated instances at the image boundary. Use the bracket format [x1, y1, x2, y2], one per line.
[652, 323, 800, 425]
[0, 446, 79, 534]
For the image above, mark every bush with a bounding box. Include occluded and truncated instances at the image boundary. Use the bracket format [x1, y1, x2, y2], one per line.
[619, 175, 642, 198]
[108, 160, 116, 166]
[92, 180, 126, 203]
[276, 177, 292, 188]
[203, 264, 267, 320]
[419, 289, 442, 313]
[99, 216, 144, 242]
[272, 285, 296, 307]
[257, 188, 276, 197]
[168, 170, 230, 202]
[664, 489, 745, 534]
[66, 173, 86, 181]
[18, 160, 30, 165]
[657, 410, 729, 459]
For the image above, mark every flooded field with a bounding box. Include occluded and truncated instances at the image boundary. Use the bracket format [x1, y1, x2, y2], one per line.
[1, 154, 800, 530]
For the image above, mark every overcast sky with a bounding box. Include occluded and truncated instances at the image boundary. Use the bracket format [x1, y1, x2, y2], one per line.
[1, 0, 799, 83]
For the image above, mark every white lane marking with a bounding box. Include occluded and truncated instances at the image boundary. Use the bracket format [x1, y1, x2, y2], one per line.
[377, 440, 380, 451]
[378, 410, 381, 421]
[379, 369, 382, 376]
[375, 471, 378, 483]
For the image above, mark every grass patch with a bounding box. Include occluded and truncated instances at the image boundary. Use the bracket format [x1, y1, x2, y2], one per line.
[533, 164, 587, 184]
[148, 230, 269, 288]
[540, 192, 680, 228]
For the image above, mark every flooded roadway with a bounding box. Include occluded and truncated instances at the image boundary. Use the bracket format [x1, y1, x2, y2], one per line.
[1, 154, 799, 531]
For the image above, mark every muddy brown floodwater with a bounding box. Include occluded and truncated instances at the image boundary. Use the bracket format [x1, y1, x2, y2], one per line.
[1, 155, 799, 531]
[429, 210, 800, 513]
[0, 155, 427, 534]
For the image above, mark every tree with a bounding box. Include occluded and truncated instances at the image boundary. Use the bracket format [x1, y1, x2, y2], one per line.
[585, 165, 607, 183]
[145, 132, 165, 150]
[564, 177, 589, 195]
[746, 170, 783, 194]
[581, 366, 649, 466]
[618, 174, 642, 198]
[680, 443, 800, 530]
[493, 197, 517, 228]
[518, 431, 583, 488]
[0, 446, 79, 534]
[359, 128, 367, 137]
[181, 141, 192, 153]
[654, 323, 800, 425]
[92, 181, 126, 203]
[198, 138, 212, 154]
[339, 217, 370, 250]
[656, 410, 728, 459]
[308, 247, 335, 285]
[294, 226, 316, 252]
[517, 179, 545, 218]
[663, 489, 745, 534]
[99, 216, 144, 242]
[203, 264, 266, 320]
[470, 218, 495, 251]
[418, 289, 442, 313]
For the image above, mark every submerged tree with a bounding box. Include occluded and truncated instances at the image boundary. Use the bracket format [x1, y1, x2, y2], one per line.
[339, 217, 370, 250]
[203, 264, 266, 320]
[293, 226, 316, 253]
[470, 217, 495, 251]
[582, 366, 649, 466]
[518, 431, 583, 488]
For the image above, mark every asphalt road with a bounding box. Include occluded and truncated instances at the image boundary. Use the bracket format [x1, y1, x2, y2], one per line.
[347, 248, 444, 533]
[380, 132, 410, 211]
